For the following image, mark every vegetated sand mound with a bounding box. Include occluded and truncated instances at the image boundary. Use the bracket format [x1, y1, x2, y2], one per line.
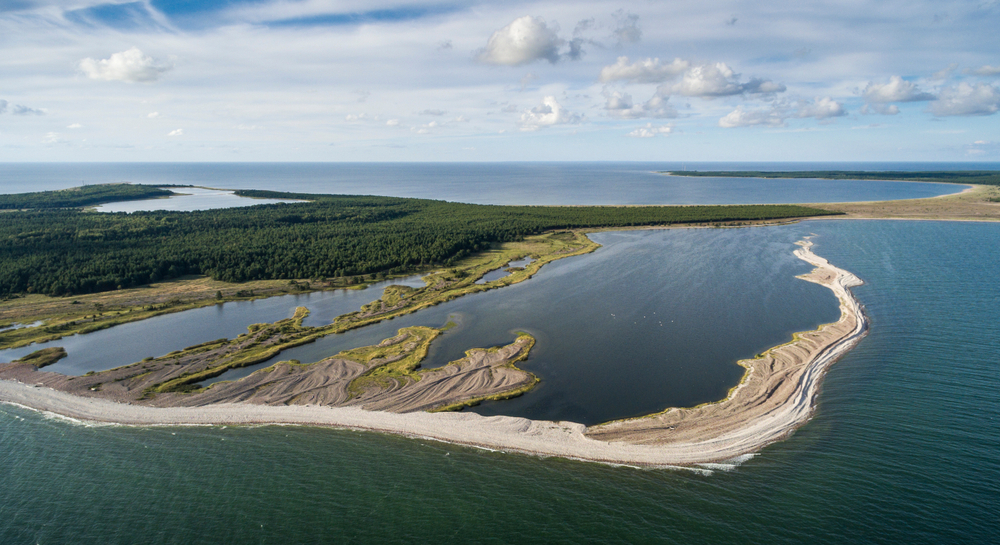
[0, 237, 867, 467]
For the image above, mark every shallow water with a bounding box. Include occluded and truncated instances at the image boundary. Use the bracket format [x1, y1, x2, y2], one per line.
[1, 220, 997, 544]
[0, 275, 425, 375]
[92, 186, 300, 212]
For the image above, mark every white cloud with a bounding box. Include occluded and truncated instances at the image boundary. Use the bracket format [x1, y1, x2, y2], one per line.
[42, 132, 63, 144]
[67, 123, 82, 129]
[419, 109, 446, 116]
[345, 113, 367, 122]
[668, 63, 785, 98]
[477, 16, 562, 66]
[627, 123, 672, 137]
[599, 57, 689, 83]
[518, 96, 581, 130]
[147, 112, 159, 118]
[969, 65, 1000, 76]
[79, 47, 173, 83]
[719, 97, 844, 128]
[862, 76, 935, 103]
[168, 128, 183, 136]
[794, 97, 846, 119]
[718, 106, 785, 128]
[603, 91, 677, 119]
[386, 119, 400, 126]
[929, 83, 1000, 116]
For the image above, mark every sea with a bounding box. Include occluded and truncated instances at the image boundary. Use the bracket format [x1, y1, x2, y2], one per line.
[0, 163, 998, 543]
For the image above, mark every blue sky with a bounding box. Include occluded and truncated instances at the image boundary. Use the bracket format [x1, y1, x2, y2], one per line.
[1, 0, 999, 161]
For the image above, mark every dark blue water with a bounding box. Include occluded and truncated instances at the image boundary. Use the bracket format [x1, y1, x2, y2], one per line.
[0, 162, 978, 205]
[1, 220, 997, 544]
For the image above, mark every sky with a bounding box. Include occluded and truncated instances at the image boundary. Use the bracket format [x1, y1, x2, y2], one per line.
[1, 0, 999, 162]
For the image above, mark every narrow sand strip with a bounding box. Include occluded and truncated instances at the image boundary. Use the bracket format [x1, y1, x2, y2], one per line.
[0, 239, 867, 467]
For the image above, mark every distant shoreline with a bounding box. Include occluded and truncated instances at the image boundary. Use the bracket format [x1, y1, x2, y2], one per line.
[0, 238, 868, 467]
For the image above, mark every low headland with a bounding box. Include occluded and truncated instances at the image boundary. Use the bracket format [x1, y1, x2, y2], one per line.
[1, 236, 867, 467]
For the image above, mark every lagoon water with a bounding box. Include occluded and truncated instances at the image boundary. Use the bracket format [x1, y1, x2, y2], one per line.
[1, 164, 999, 543]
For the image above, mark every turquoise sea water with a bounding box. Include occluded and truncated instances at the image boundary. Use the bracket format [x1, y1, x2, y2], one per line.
[2, 219, 998, 543]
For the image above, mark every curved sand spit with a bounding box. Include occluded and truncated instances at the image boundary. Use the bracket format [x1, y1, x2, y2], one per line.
[0, 239, 867, 467]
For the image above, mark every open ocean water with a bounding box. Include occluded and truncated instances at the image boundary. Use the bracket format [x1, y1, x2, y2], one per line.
[1, 164, 999, 543]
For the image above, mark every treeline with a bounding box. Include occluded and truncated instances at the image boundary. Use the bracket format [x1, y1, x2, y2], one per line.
[0, 184, 175, 210]
[0, 188, 837, 297]
[665, 170, 1000, 186]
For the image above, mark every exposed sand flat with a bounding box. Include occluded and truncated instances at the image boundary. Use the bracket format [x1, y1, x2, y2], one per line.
[0, 240, 867, 466]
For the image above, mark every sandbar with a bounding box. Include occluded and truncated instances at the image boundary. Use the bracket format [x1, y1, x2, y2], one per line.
[0, 238, 867, 467]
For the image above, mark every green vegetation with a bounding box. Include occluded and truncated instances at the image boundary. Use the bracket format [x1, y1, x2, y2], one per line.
[664, 170, 1000, 186]
[0, 183, 175, 210]
[14, 346, 67, 368]
[0, 185, 835, 298]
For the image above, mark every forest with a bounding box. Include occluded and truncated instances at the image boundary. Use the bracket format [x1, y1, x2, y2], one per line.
[0, 185, 837, 297]
[0, 184, 174, 209]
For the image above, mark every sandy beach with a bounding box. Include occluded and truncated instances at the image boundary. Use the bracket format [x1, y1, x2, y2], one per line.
[0, 239, 867, 467]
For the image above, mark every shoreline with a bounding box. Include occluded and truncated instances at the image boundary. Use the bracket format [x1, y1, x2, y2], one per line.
[0, 239, 867, 467]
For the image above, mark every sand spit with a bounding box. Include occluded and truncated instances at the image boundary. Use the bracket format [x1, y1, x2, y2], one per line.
[0, 239, 867, 467]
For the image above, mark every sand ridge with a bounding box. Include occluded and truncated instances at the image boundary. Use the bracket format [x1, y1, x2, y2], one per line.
[0, 239, 867, 467]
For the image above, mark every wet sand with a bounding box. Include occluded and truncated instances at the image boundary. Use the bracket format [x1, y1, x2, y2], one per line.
[0, 239, 867, 466]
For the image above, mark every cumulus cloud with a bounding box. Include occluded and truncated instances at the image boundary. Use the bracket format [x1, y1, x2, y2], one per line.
[671, 63, 784, 98]
[518, 96, 581, 130]
[862, 76, 935, 103]
[627, 123, 672, 137]
[67, 123, 82, 129]
[929, 83, 1000, 116]
[148, 112, 159, 118]
[718, 106, 785, 128]
[599, 57, 689, 83]
[386, 119, 399, 126]
[719, 97, 845, 128]
[603, 91, 677, 119]
[79, 47, 172, 83]
[168, 128, 183, 136]
[968, 65, 1000, 76]
[794, 97, 846, 119]
[477, 16, 562, 66]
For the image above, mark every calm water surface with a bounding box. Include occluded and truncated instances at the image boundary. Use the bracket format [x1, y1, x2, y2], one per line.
[0, 162, 977, 205]
[1, 220, 997, 544]
[93, 186, 300, 212]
